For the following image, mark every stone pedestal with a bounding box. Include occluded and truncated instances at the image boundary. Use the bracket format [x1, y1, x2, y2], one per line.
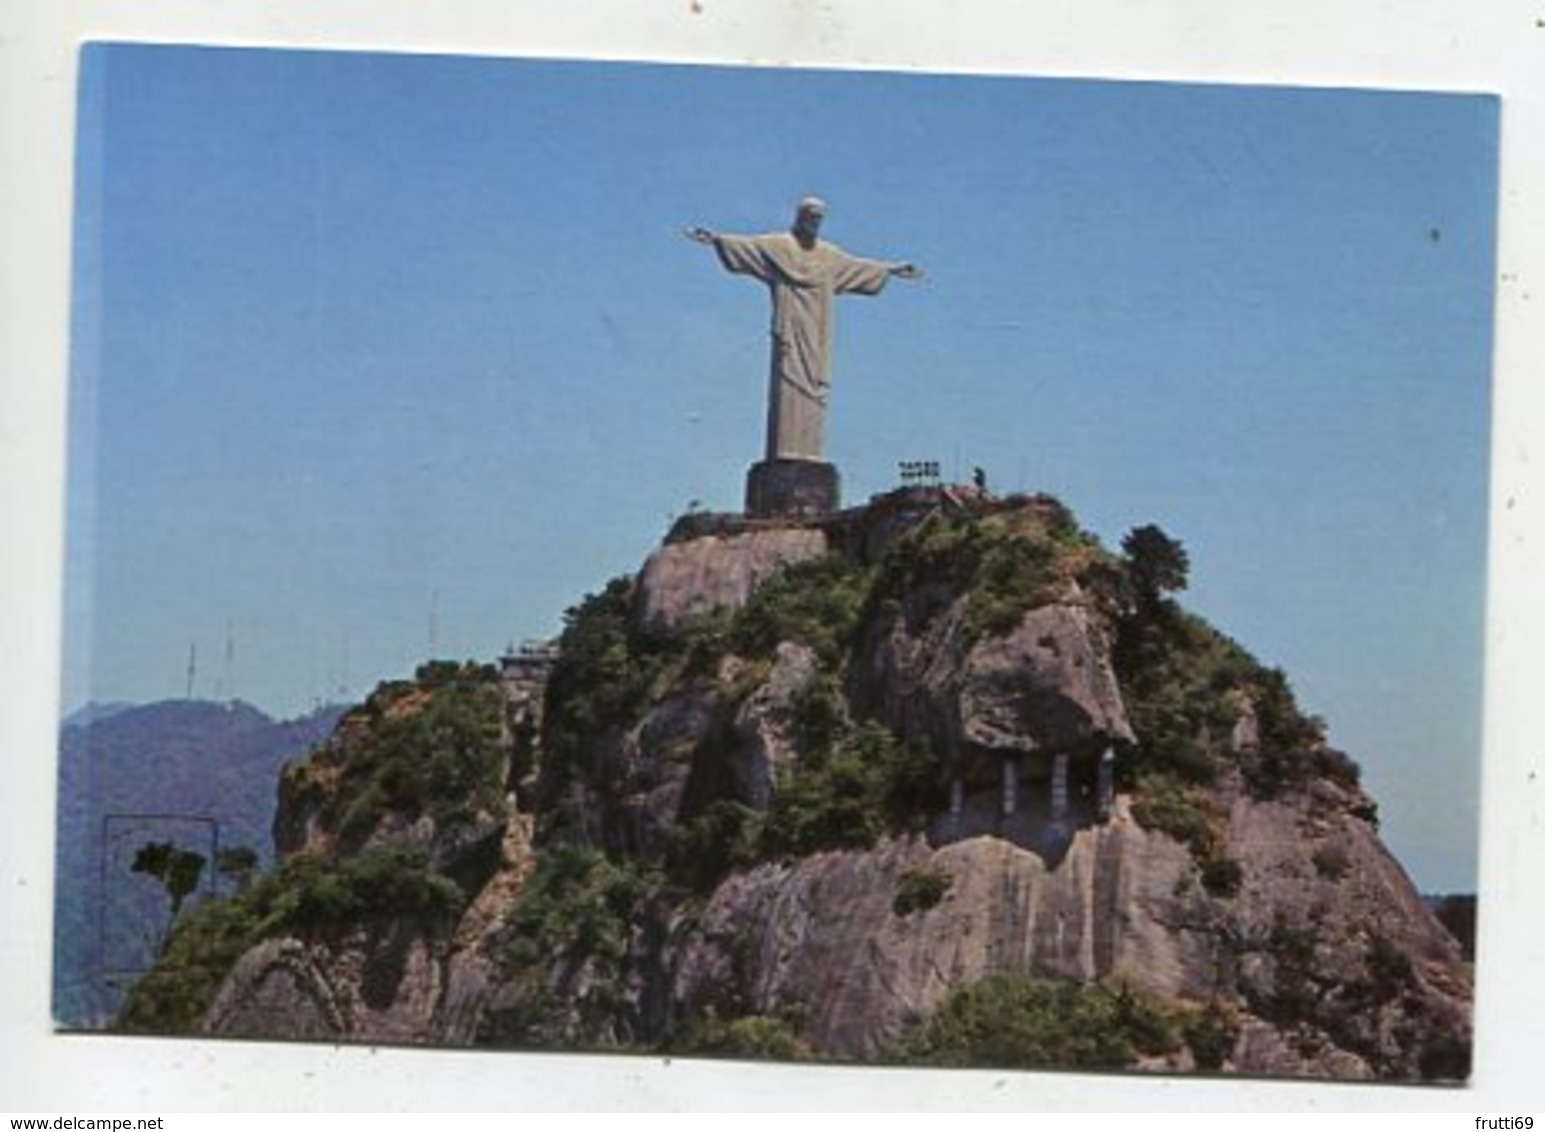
[745, 459, 840, 519]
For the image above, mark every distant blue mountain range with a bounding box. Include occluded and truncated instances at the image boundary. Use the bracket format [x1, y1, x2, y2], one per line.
[53, 699, 345, 1028]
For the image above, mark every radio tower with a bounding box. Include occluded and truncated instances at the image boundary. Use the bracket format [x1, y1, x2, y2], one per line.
[222, 623, 236, 704]
[185, 643, 198, 700]
[429, 588, 440, 658]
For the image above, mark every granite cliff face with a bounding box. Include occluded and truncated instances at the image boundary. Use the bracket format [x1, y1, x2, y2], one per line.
[637, 527, 829, 635]
[117, 489, 1472, 1081]
[668, 784, 1464, 1078]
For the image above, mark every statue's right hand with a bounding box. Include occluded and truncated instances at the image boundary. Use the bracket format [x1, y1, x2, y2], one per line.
[685, 226, 716, 244]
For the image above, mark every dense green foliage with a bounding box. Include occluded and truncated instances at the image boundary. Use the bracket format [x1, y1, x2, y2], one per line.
[893, 866, 953, 916]
[541, 550, 942, 873]
[1115, 606, 1259, 787]
[669, 1011, 813, 1061]
[759, 724, 941, 859]
[1260, 914, 1320, 1026]
[288, 661, 509, 851]
[725, 554, 871, 665]
[111, 493, 1424, 1071]
[114, 878, 278, 1035]
[664, 799, 764, 892]
[541, 578, 671, 801]
[215, 845, 260, 893]
[115, 843, 465, 1034]
[279, 844, 467, 929]
[542, 555, 873, 809]
[1112, 564, 1357, 806]
[867, 502, 1108, 643]
[543, 498, 1359, 899]
[1129, 771, 1223, 861]
[1121, 523, 1191, 601]
[894, 973, 1244, 1073]
[892, 975, 1181, 1071]
[1180, 1004, 1241, 1071]
[484, 845, 660, 1048]
[501, 845, 656, 972]
[117, 661, 520, 1038]
[1199, 856, 1243, 899]
[665, 724, 944, 889]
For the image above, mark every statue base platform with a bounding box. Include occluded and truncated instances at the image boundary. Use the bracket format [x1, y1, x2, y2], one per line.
[745, 459, 840, 519]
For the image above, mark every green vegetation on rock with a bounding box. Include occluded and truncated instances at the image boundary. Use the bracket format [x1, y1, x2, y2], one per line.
[1128, 770, 1241, 897]
[893, 973, 1244, 1073]
[665, 724, 943, 889]
[541, 578, 673, 800]
[282, 660, 509, 852]
[500, 844, 656, 972]
[483, 844, 660, 1049]
[759, 723, 941, 859]
[669, 1010, 813, 1061]
[893, 866, 952, 916]
[1111, 529, 1359, 806]
[540, 548, 939, 869]
[1130, 771, 1223, 860]
[105, 490, 1467, 1080]
[115, 842, 465, 1034]
[130, 841, 207, 947]
[868, 500, 1110, 643]
[1121, 523, 1191, 603]
[1180, 1003, 1241, 1071]
[726, 554, 870, 665]
[892, 975, 1181, 1071]
[117, 661, 495, 1034]
[665, 799, 764, 893]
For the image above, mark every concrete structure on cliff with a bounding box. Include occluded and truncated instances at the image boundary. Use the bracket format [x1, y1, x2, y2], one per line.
[686, 198, 921, 518]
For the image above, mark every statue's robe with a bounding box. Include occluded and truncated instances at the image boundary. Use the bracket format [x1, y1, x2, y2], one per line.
[711, 231, 895, 462]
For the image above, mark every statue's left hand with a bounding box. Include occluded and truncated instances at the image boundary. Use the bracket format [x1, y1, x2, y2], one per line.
[891, 263, 923, 280]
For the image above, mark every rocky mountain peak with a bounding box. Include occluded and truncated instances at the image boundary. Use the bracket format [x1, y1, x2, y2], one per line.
[116, 488, 1471, 1082]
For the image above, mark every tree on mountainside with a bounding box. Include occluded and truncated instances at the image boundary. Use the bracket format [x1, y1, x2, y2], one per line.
[1121, 524, 1190, 603]
[131, 841, 207, 953]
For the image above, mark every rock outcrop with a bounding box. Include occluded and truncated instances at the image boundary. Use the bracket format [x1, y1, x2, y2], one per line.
[637, 527, 828, 635]
[669, 782, 1465, 1077]
[670, 813, 1187, 1058]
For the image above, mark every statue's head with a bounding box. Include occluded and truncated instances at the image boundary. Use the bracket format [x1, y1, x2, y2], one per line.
[793, 196, 827, 243]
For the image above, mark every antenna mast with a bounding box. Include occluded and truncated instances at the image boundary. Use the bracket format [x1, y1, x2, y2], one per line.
[429, 588, 440, 658]
[222, 623, 236, 704]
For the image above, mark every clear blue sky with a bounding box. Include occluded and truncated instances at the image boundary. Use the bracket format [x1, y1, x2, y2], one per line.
[63, 43, 1497, 892]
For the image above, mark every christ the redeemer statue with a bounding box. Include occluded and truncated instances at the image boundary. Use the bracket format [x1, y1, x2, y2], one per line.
[686, 198, 921, 470]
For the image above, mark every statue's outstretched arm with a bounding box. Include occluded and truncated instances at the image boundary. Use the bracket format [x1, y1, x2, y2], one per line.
[684, 226, 717, 244]
[890, 262, 923, 281]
